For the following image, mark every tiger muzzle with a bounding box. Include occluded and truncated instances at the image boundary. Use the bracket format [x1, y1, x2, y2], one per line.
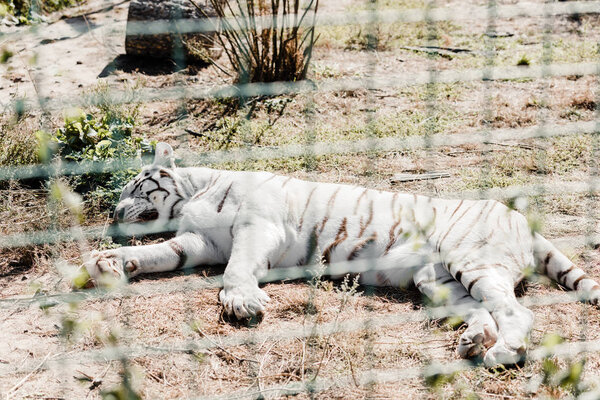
[137, 209, 160, 221]
[113, 207, 126, 223]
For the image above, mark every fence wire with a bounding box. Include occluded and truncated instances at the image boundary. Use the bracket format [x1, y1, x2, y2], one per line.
[1, 0, 600, 398]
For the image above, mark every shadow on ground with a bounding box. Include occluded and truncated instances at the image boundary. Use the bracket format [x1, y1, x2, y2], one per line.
[98, 54, 187, 77]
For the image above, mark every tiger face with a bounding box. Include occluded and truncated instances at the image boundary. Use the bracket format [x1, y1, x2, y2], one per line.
[113, 143, 186, 224]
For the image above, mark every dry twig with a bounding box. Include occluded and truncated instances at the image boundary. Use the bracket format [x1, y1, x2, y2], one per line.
[194, 326, 259, 364]
[6, 352, 52, 399]
[483, 140, 546, 150]
[391, 172, 450, 183]
[401, 45, 473, 58]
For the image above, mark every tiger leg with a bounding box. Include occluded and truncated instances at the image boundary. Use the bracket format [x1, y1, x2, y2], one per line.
[461, 268, 533, 367]
[413, 263, 498, 359]
[84, 232, 218, 286]
[534, 232, 600, 304]
[219, 221, 285, 319]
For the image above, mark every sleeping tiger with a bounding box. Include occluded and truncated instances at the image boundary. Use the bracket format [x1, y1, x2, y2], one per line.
[84, 142, 600, 367]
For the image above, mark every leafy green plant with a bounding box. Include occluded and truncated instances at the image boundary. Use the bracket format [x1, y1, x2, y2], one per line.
[56, 110, 137, 160]
[53, 109, 155, 209]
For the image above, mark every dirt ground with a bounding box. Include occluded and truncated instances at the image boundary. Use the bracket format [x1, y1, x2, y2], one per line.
[2, 0, 600, 398]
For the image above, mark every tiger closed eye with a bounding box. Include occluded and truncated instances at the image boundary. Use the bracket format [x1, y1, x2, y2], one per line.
[150, 193, 165, 205]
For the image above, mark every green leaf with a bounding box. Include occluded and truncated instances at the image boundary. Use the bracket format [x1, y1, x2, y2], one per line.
[72, 268, 91, 290]
[1, 48, 13, 63]
[542, 333, 564, 350]
[559, 359, 585, 389]
[35, 130, 57, 163]
[97, 139, 112, 150]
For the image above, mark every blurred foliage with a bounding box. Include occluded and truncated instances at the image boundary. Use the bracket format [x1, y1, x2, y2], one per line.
[539, 333, 588, 397]
[424, 362, 457, 390]
[0, 0, 83, 24]
[1, 48, 13, 63]
[101, 368, 142, 400]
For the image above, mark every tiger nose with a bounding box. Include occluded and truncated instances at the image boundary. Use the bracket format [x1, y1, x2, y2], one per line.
[113, 207, 125, 223]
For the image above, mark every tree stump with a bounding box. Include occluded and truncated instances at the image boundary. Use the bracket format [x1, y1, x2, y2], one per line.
[125, 0, 219, 65]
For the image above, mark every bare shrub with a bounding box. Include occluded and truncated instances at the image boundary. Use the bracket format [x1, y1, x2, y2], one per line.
[205, 0, 319, 83]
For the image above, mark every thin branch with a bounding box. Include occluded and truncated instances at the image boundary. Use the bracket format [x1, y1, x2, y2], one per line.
[7, 352, 52, 397]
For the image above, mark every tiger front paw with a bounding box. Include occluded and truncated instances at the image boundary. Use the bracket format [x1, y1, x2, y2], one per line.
[219, 285, 271, 320]
[83, 250, 139, 288]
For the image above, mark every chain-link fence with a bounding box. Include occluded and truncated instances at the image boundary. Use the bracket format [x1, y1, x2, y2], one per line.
[1, 0, 600, 398]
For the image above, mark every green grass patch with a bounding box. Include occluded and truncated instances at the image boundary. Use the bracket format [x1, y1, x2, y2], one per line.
[190, 94, 466, 172]
[318, 12, 599, 71]
[198, 104, 462, 152]
[517, 54, 531, 66]
[0, 119, 40, 167]
[456, 166, 530, 191]
[546, 135, 593, 175]
[317, 21, 461, 52]
[445, 134, 594, 194]
[398, 82, 468, 103]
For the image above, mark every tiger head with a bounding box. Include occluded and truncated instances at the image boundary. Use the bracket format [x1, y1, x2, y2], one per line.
[113, 142, 189, 225]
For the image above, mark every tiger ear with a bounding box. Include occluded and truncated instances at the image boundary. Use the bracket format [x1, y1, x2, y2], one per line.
[153, 142, 176, 169]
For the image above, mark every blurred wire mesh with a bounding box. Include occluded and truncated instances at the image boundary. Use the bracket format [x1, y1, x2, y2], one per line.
[1, 0, 600, 398]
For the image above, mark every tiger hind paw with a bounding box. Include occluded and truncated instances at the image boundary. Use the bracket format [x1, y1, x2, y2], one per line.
[482, 340, 527, 367]
[457, 323, 497, 359]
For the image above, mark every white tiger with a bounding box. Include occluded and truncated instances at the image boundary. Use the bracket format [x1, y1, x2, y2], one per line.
[84, 142, 600, 367]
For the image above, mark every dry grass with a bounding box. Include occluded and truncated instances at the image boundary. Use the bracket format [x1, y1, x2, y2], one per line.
[3, 259, 600, 399]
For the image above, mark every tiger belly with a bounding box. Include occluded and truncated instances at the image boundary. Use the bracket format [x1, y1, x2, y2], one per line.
[272, 230, 423, 288]
[358, 265, 420, 287]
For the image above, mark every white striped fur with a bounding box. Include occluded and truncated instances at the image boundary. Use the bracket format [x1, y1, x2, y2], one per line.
[84, 143, 600, 367]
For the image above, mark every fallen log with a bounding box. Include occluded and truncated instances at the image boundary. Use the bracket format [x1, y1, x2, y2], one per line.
[400, 46, 474, 59]
[125, 0, 220, 65]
